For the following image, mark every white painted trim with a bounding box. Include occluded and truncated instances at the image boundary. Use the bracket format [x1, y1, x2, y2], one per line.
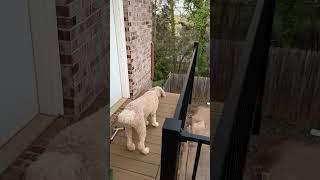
[110, 98, 127, 117]
[112, 0, 130, 98]
[28, 0, 64, 115]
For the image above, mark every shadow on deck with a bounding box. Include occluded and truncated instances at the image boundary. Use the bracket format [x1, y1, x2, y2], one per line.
[110, 92, 180, 180]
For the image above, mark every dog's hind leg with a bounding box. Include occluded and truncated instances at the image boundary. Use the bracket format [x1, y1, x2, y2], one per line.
[150, 111, 159, 127]
[144, 115, 150, 126]
[124, 125, 135, 151]
[135, 122, 150, 155]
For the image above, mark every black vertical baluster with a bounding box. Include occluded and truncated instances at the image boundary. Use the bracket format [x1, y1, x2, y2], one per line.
[192, 143, 202, 180]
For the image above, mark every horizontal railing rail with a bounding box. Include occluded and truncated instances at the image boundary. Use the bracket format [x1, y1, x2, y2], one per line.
[173, 42, 198, 127]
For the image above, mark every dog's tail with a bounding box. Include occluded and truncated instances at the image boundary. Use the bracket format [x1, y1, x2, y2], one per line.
[117, 109, 136, 126]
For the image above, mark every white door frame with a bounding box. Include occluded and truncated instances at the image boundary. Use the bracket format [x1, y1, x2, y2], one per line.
[28, 0, 64, 115]
[112, 0, 130, 98]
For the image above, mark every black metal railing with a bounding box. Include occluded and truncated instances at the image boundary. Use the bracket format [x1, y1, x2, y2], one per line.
[160, 42, 210, 180]
[212, 0, 276, 179]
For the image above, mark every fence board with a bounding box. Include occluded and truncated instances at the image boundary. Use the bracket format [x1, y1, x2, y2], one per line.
[212, 40, 320, 128]
[163, 73, 210, 104]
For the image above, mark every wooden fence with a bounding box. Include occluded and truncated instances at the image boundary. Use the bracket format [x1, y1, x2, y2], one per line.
[163, 73, 210, 104]
[212, 40, 320, 127]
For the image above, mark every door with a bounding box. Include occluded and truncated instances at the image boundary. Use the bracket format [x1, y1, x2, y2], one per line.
[110, 0, 123, 107]
[110, 0, 130, 107]
[0, 0, 39, 146]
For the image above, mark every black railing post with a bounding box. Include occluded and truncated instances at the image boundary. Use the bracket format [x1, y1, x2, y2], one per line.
[252, 0, 275, 135]
[160, 118, 182, 180]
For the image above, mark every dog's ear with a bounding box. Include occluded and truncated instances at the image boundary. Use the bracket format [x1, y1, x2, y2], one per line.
[154, 86, 166, 97]
[159, 87, 166, 97]
[190, 106, 198, 114]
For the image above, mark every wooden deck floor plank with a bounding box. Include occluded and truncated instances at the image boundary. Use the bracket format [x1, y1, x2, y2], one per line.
[111, 154, 159, 177]
[159, 94, 180, 104]
[116, 130, 162, 145]
[156, 105, 176, 114]
[112, 136, 161, 154]
[113, 112, 172, 142]
[156, 167, 161, 180]
[111, 144, 161, 165]
[111, 166, 154, 180]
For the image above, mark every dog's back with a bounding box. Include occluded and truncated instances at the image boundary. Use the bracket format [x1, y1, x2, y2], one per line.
[117, 90, 159, 125]
[117, 109, 137, 126]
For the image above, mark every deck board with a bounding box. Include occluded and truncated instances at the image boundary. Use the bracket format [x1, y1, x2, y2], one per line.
[111, 154, 159, 177]
[110, 92, 180, 180]
[111, 166, 154, 180]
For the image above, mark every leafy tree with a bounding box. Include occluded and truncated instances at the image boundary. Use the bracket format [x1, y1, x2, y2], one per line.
[184, 0, 210, 77]
[152, 0, 210, 82]
[153, 3, 174, 81]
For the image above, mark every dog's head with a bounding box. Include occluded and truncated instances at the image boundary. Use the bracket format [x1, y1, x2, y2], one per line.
[153, 86, 166, 98]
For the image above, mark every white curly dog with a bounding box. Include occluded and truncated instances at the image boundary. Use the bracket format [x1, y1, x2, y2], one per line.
[117, 86, 166, 155]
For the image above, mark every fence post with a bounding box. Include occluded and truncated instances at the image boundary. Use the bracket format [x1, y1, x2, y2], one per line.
[160, 118, 182, 180]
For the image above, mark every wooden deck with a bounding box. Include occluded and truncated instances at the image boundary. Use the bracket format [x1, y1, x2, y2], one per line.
[110, 92, 180, 180]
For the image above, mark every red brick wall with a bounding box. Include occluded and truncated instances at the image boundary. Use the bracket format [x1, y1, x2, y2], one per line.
[123, 0, 153, 98]
[56, 0, 108, 120]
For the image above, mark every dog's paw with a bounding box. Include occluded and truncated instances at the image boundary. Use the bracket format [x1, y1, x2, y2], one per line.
[140, 147, 150, 155]
[127, 143, 135, 151]
[152, 122, 159, 127]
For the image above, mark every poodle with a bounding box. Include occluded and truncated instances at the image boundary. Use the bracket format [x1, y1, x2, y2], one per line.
[117, 86, 166, 155]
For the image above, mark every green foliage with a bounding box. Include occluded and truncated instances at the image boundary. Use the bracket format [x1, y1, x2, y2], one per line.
[152, 79, 165, 87]
[154, 46, 170, 81]
[184, 0, 210, 77]
[152, 0, 210, 83]
[213, 1, 320, 50]
[277, 0, 300, 47]
[153, 4, 174, 81]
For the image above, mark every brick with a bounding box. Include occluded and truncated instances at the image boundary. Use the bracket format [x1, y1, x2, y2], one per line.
[0, 174, 21, 180]
[58, 30, 71, 41]
[72, 63, 79, 75]
[123, 0, 152, 98]
[27, 146, 46, 154]
[60, 54, 73, 64]
[56, 0, 108, 119]
[31, 138, 50, 148]
[19, 153, 38, 162]
[57, 17, 76, 29]
[56, 6, 70, 17]
[56, 0, 75, 6]
[63, 99, 74, 108]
